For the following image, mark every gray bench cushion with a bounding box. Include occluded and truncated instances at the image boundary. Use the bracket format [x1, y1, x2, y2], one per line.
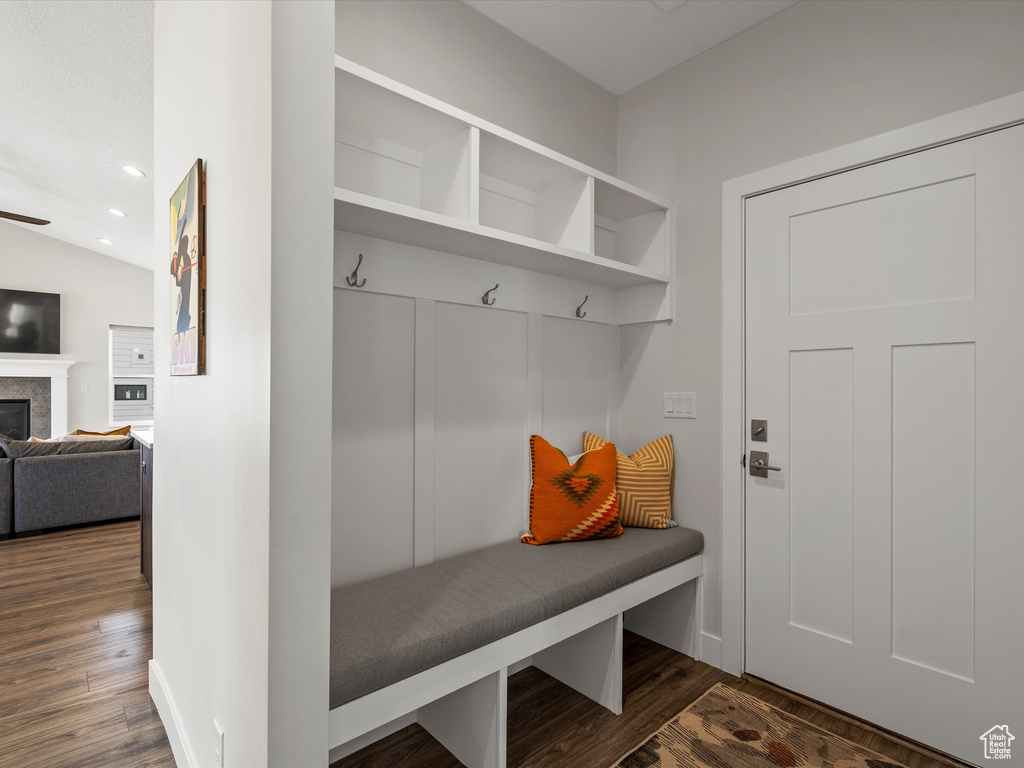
[330, 526, 703, 708]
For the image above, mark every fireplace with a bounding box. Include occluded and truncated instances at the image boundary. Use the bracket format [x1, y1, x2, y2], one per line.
[0, 358, 75, 438]
[0, 399, 31, 441]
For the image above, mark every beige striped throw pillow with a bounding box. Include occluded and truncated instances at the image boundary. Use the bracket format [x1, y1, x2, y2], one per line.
[583, 433, 674, 529]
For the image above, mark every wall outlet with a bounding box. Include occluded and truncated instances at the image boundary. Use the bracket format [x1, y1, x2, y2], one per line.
[664, 392, 696, 419]
[214, 718, 224, 767]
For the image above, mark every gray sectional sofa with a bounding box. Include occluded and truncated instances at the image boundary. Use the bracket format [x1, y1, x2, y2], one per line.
[0, 441, 141, 537]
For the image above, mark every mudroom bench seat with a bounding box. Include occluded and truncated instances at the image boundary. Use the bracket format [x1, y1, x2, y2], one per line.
[329, 527, 704, 766]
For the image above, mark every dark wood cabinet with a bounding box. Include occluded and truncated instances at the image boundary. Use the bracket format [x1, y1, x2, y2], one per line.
[141, 443, 153, 587]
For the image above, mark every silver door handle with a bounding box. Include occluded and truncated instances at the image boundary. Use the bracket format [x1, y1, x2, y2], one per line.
[749, 450, 781, 478]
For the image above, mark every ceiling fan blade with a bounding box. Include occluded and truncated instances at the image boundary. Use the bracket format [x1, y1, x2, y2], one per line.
[0, 210, 50, 226]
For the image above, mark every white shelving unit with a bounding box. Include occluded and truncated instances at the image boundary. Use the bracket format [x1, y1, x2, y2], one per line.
[333, 56, 673, 324]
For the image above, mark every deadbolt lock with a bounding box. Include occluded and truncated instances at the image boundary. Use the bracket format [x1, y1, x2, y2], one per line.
[751, 419, 768, 442]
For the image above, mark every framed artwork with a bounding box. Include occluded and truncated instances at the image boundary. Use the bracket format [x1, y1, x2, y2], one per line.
[169, 159, 206, 375]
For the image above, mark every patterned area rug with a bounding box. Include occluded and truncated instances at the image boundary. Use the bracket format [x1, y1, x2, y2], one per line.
[611, 683, 907, 768]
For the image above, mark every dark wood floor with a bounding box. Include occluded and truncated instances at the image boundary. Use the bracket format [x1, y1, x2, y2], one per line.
[334, 631, 958, 768]
[0, 520, 175, 768]
[0, 520, 961, 768]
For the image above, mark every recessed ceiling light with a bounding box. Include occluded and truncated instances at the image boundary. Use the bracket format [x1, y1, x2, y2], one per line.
[98, 238, 113, 245]
[108, 208, 127, 217]
[122, 166, 146, 177]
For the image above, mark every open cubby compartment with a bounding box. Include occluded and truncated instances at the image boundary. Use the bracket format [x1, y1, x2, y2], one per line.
[478, 132, 593, 253]
[594, 179, 669, 273]
[335, 67, 476, 220]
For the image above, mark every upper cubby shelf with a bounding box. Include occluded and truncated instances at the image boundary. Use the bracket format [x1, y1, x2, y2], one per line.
[333, 56, 673, 309]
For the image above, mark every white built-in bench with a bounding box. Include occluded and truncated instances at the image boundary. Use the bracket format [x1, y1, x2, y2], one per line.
[328, 527, 703, 767]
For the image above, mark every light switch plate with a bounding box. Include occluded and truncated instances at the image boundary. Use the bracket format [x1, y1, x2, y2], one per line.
[664, 392, 696, 419]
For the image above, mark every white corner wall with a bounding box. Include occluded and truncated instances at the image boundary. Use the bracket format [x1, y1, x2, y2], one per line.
[615, 0, 1024, 655]
[335, 0, 618, 175]
[0, 220, 153, 433]
[152, 1, 333, 766]
[268, 1, 334, 765]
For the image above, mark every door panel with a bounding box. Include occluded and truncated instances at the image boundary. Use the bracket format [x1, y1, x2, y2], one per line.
[745, 128, 1024, 765]
[891, 342, 975, 682]
[788, 348, 854, 642]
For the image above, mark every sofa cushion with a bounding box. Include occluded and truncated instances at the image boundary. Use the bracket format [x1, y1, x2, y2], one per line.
[58, 436, 135, 454]
[521, 435, 622, 545]
[0, 459, 11, 536]
[330, 526, 704, 708]
[13, 450, 141, 533]
[0, 438, 60, 458]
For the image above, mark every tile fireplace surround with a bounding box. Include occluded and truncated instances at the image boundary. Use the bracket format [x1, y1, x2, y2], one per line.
[0, 358, 75, 438]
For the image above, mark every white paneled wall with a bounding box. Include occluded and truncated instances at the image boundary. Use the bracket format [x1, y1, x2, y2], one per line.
[541, 316, 618, 453]
[434, 303, 529, 560]
[332, 271, 618, 588]
[332, 291, 416, 586]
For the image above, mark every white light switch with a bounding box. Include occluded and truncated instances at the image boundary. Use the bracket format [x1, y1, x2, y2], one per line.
[664, 392, 696, 419]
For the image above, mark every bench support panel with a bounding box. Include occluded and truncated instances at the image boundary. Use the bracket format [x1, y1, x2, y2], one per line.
[534, 613, 623, 715]
[418, 668, 507, 768]
[624, 575, 702, 658]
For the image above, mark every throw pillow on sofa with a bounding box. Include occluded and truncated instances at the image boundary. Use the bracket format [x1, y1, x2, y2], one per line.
[73, 426, 131, 436]
[60, 434, 131, 442]
[58, 436, 135, 454]
[521, 435, 622, 545]
[0, 438, 61, 458]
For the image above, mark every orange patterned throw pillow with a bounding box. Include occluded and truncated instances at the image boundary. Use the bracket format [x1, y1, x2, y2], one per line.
[584, 433, 674, 529]
[521, 435, 622, 545]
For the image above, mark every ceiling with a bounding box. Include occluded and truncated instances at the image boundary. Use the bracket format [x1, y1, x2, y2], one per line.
[0, 0, 796, 272]
[0, 0, 154, 270]
[463, 0, 799, 95]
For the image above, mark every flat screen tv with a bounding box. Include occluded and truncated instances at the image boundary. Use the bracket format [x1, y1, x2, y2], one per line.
[0, 289, 61, 354]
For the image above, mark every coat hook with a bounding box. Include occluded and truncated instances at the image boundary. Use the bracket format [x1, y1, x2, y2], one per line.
[346, 253, 367, 288]
[576, 295, 589, 318]
[482, 283, 499, 306]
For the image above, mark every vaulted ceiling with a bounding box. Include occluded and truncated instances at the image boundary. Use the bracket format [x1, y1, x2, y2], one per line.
[0, 0, 154, 270]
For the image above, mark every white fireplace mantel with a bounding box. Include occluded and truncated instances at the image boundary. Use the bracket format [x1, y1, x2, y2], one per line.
[0, 357, 76, 437]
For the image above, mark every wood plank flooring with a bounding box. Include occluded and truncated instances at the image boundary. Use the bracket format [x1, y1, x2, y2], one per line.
[0, 520, 175, 768]
[334, 631, 958, 768]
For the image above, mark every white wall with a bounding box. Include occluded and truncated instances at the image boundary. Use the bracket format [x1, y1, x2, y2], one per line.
[267, 2, 334, 764]
[335, 0, 618, 175]
[0, 220, 153, 433]
[152, 2, 333, 766]
[615, 0, 1024, 647]
[332, 279, 617, 588]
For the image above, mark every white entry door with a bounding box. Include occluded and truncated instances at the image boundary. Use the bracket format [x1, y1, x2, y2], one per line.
[745, 126, 1024, 765]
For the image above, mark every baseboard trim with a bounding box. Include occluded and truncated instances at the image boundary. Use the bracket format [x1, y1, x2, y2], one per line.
[699, 632, 723, 668]
[149, 658, 197, 768]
